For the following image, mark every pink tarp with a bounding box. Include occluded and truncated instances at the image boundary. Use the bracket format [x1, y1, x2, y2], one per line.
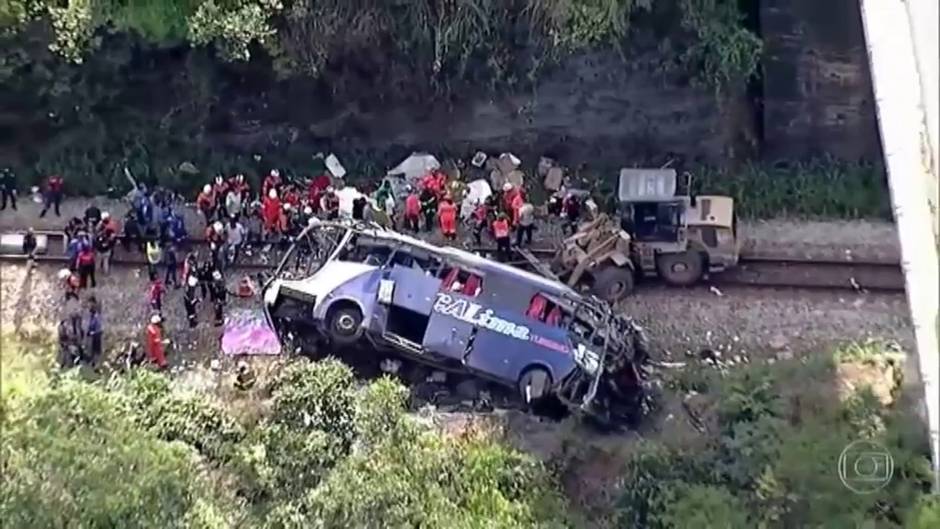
[221, 309, 282, 356]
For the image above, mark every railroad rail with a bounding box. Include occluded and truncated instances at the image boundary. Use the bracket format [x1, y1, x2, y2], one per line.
[0, 228, 905, 293]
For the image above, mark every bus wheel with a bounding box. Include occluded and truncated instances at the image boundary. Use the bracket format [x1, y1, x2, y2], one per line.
[591, 264, 635, 302]
[327, 304, 363, 345]
[518, 367, 553, 404]
[656, 251, 705, 286]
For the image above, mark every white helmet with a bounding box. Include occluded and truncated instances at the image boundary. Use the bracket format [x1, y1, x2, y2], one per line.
[213, 221, 223, 233]
[283, 203, 292, 211]
[326, 186, 334, 193]
[203, 184, 211, 194]
[215, 175, 223, 184]
[187, 276, 198, 287]
[271, 169, 280, 178]
[303, 206, 313, 216]
[307, 217, 318, 227]
[150, 314, 162, 324]
[101, 212, 110, 220]
[237, 360, 249, 371]
[212, 270, 222, 281]
[268, 188, 277, 199]
[503, 182, 513, 192]
[57, 269, 71, 280]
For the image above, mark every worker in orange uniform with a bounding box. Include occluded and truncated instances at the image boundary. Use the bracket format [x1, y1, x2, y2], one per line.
[403, 186, 421, 233]
[502, 183, 520, 224]
[261, 188, 282, 238]
[492, 213, 511, 262]
[438, 195, 458, 241]
[146, 314, 168, 370]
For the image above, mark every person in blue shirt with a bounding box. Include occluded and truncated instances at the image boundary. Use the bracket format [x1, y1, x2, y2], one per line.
[86, 302, 102, 366]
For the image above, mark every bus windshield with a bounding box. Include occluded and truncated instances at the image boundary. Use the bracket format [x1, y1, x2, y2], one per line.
[272, 223, 350, 281]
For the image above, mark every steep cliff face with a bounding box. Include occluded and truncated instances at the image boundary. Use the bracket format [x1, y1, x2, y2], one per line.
[760, 0, 882, 161]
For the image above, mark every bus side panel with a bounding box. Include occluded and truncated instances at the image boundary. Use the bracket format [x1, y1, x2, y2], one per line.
[467, 319, 577, 385]
[387, 265, 441, 315]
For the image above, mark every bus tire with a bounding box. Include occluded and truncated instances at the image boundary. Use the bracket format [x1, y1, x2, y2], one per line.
[326, 303, 364, 345]
[518, 366, 553, 404]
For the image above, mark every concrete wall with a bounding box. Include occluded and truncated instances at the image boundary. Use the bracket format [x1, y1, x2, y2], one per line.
[760, 0, 882, 161]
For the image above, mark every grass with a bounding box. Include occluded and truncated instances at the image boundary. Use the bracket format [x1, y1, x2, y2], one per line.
[692, 158, 892, 220]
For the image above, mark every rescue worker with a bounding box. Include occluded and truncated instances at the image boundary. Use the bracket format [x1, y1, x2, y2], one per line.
[261, 188, 281, 239]
[197, 255, 215, 301]
[212, 175, 228, 218]
[209, 270, 227, 327]
[22, 227, 37, 271]
[404, 186, 421, 233]
[320, 187, 340, 220]
[515, 198, 535, 247]
[419, 186, 438, 233]
[262, 169, 281, 198]
[86, 303, 102, 366]
[145, 314, 168, 370]
[123, 210, 143, 253]
[229, 173, 250, 200]
[351, 196, 367, 221]
[225, 186, 243, 220]
[562, 191, 582, 235]
[65, 229, 83, 271]
[145, 238, 162, 281]
[93, 225, 114, 276]
[226, 217, 246, 265]
[471, 199, 489, 245]
[149, 277, 165, 314]
[438, 195, 458, 241]
[164, 243, 179, 288]
[374, 180, 394, 209]
[196, 184, 216, 225]
[307, 171, 332, 212]
[502, 183, 520, 222]
[0, 167, 17, 210]
[83, 204, 102, 232]
[59, 268, 81, 301]
[447, 177, 466, 206]
[205, 221, 226, 272]
[76, 241, 96, 288]
[492, 213, 511, 262]
[182, 252, 199, 289]
[38, 174, 64, 218]
[510, 189, 525, 227]
[234, 360, 256, 391]
[57, 318, 79, 368]
[183, 275, 199, 328]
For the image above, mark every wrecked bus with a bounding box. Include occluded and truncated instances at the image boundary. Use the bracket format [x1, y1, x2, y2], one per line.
[262, 219, 648, 425]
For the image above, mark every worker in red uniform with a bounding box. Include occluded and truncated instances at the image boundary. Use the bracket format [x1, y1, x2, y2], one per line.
[432, 170, 447, 199]
[149, 277, 165, 313]
[492, 213, 511, 262]
[282, 184, 301, 210]
[262, 169, 281, 198]
[38, 174, 64, 218]
[261, 188, 282, 237]
[438, 195, 458, 241]
[145, 314, 168, 369]
[196, 184, 216, 225]
[212, 175, 228, 216]
[58, 268, 81, 301]
[403, 186, 421, 233]
[510, 189, 525, 227]
[502, 183, 519, 223]
[307, 172, 332, 212]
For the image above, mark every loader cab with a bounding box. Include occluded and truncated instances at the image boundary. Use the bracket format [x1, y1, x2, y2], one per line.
[616, 168, 688, 248]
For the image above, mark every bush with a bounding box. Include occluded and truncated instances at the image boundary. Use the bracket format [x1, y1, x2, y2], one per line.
[268, 358, 357, 445]
[1, 377, 230, 529]
[615, 349, 934, 529]
[692, 158, 891, 219]
[145, 394, 247, 462]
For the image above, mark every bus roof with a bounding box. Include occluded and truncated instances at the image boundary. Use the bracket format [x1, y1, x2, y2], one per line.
[354, 226, 580, 298]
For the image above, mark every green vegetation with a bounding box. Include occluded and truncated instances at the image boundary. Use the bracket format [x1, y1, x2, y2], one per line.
[3, 330, 936, 528]
[0, 335, 573, 528]
[692, 158, 892, 219]
[614, 345, 935, 529]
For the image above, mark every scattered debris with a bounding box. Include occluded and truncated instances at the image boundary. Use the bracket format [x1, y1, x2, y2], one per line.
[709, 286, 724, 297]
[471, 151, 488, 168]
[325, 153, 346, 179]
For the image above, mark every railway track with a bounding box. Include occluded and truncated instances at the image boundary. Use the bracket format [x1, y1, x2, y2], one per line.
[0, 229, 906, 293]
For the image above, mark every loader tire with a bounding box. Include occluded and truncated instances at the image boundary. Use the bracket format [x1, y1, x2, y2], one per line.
[591, 265, 635, 302]
[518, 366, 553, 404]
[656, 251, 705, 286]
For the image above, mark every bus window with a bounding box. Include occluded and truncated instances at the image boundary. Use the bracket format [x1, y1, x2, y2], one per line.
[526, 293, 566, 327]
[440, 266, 483, 297]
